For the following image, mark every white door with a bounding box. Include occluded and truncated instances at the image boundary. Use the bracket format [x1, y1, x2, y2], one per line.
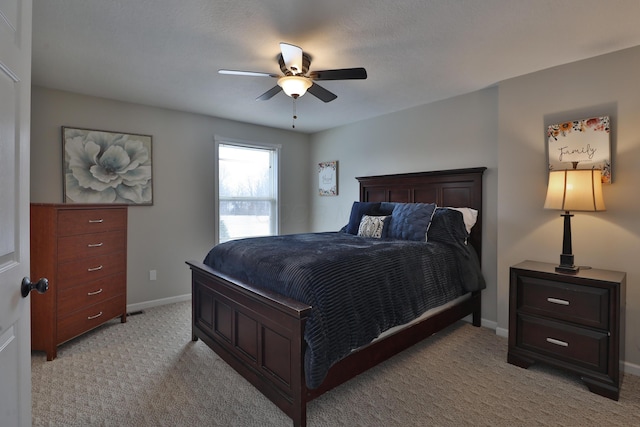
[0, 0, 33, 425]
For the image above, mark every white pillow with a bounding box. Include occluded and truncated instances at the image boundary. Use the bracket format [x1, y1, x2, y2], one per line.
[447, 207, 478, 234]
[357, 215, 388, 238]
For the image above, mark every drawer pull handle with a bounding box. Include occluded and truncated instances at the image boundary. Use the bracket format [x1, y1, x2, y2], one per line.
[87, 265, 103, 272]
[547, 297, 569, 306]
[88, 219, 104, 223]
[87, 288, 103, 296]
[87, 311, 103, 320]
[87, 242, 104, 248]
[546, 337, 569, 347]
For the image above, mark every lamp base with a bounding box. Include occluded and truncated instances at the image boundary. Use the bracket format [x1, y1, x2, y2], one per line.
[555, 264, 579, 274]
[556, 253, 579, 274]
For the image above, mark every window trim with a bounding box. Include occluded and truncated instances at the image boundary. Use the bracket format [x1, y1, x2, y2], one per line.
[214, 136, 281, 244]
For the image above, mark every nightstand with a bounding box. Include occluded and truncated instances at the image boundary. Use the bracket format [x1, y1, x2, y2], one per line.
[508, 260, 626, 400]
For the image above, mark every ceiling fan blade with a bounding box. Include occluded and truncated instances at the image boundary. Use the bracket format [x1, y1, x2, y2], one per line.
[310, 67, 367, 81]
[219, 69, 279, 78]
[307, 83, 337, 103]
[280, 42, 304, 75]
[256, 85, 282, 101]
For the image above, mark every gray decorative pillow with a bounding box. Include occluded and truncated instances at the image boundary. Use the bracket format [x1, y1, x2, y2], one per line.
[357, 215, 388, 238]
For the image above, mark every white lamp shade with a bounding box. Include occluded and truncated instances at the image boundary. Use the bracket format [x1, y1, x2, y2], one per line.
[544, 169, 606, 212]
[277, 76, 312, 98]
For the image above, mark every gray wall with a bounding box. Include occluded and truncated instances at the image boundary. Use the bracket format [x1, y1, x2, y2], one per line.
[30, 87, 310, 308]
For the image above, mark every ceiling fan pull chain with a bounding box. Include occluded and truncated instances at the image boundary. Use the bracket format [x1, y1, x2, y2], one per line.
[292, 98, 298, 129]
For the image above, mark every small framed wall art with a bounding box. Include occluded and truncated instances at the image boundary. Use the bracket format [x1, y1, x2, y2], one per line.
[318, 160, 338, 196]
[62, 127, 153, 205]
[547, 116, 611, 183]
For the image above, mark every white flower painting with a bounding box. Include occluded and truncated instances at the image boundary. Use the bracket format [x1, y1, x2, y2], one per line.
[63, 127, 153, 205]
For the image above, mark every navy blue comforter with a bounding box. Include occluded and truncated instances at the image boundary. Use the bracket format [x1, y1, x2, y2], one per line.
[203, 232, 485, 389]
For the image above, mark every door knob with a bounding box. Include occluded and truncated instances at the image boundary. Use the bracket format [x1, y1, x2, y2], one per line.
[21, 277, 49, 297]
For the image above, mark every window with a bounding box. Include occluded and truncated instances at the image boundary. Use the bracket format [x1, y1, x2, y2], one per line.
[215, 139, 280, 244]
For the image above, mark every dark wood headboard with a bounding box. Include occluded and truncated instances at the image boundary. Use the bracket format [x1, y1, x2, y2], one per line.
[356, 167, 486, 261]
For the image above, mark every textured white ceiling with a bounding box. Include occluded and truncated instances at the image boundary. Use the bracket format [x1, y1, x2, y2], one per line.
[32, 0, 640, 133]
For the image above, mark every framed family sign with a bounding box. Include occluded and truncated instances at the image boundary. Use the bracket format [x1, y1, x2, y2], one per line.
[547, 116, 611, 183]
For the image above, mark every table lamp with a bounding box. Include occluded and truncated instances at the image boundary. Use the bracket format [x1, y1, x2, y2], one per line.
[544, 168, 606, 273]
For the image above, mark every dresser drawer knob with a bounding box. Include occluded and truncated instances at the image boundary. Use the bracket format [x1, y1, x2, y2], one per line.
[87, 242, 104, 248]
[547, 297, 569, 306]
[87, 265, 103, 272]
[546, 337, 569, 347]
[87, 311, 103, 320]
[87, 288, 103, 296]
[88, 219, 104, 223]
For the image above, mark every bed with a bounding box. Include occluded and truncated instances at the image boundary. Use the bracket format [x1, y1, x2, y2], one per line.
[186, 167, 486, 427]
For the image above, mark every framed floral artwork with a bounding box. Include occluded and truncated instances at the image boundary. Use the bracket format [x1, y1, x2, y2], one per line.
[547, 116, 611, 183]
[62, 127, 153, 205]
[318, 160, 338, 196]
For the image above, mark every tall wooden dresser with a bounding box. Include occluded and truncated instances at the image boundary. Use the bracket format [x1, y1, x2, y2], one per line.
[30, 204, 128, 360]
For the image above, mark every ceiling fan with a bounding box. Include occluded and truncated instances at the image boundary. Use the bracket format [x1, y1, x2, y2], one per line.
[218, 42, 367, 103]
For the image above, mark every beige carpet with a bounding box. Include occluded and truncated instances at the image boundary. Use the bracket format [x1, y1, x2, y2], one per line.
[32, 301, 640, 426]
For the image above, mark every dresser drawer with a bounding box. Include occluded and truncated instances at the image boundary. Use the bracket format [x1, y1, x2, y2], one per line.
[58, 229, 126, 263]
[518, 315, 608, 373]
[57, 273, 126, 315]
[57, 252, 126, 288]
[58, 208, 126, 236]
[517, 276, 609, 329]
[57, 295, 126, 344]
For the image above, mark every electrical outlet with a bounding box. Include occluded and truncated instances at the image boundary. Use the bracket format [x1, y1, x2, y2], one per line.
[149, 270, 157, 281]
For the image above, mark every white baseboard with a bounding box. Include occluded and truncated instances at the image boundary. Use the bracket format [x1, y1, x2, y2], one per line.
[495, 326, 508, 338]
[482, 319, 498, 331]
[126, 293, 191, 313]
[623, 360, 640, 377]
[461, 315, 498, 331]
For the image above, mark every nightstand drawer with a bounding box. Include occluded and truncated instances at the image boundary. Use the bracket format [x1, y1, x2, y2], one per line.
[517, 276, 609, 329]
[518, 315, 608, 373]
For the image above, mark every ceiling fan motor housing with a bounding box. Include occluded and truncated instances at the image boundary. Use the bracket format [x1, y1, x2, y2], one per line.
[279, 52, 311, 76]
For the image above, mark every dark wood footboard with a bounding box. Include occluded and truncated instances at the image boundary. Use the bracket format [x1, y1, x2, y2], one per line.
[188, 261, 481, 427]
[188, 260, 312, 425]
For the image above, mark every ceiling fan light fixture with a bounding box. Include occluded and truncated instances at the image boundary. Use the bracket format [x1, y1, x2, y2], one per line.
[277, 75, 312, 98]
